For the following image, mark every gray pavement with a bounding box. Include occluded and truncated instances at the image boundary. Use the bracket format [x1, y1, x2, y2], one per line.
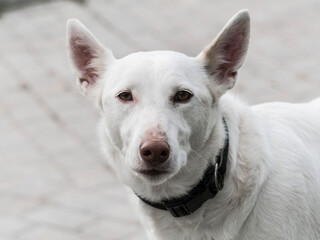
[0, 0, 320, 239]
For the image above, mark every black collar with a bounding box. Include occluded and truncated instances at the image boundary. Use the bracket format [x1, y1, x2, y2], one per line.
[136, 117, 229, 218]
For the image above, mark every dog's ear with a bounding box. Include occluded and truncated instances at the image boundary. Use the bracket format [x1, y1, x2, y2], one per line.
[66, 19, 115, 99]
[198, 10, 250, 96]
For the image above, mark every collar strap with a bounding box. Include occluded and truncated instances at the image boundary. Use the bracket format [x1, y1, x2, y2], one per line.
[137, 117, 229, 218]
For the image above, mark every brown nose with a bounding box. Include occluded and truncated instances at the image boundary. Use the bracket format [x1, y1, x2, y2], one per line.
[140, 140, 170, 165]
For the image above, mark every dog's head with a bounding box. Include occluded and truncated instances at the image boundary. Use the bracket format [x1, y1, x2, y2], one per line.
[66, 10, 249, 198]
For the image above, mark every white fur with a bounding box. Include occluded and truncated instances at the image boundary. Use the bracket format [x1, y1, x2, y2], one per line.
[67, 10, 320, 240]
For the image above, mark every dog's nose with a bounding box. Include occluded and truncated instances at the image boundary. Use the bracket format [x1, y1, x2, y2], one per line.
[140, 140, 170, 165]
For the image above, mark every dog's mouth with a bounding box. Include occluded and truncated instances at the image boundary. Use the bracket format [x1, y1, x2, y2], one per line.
[132, 166, 172, 183]
[135, 168, 169, 177]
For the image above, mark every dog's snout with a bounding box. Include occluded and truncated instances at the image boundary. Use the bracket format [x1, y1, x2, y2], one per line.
[140, 140, 170, 165]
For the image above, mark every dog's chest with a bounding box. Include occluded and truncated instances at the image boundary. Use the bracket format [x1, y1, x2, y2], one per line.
[143, 207, 233, 240]
[156, 221, 215, 240]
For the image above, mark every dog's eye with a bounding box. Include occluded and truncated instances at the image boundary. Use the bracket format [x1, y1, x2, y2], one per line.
[118, 91, 133, 102]
[173, 90, 193, 103]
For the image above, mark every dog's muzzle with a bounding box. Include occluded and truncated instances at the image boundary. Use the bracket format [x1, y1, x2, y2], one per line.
[136, 117, 229, 217]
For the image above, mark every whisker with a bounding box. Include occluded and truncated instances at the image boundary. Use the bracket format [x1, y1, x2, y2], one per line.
[190, 148, 207, 163]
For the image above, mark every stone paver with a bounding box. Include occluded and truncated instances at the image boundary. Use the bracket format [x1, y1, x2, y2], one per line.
[0, 0, 320, 239]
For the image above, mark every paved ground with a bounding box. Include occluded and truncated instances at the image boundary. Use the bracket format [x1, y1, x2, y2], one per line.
[0, 0, 320, 239]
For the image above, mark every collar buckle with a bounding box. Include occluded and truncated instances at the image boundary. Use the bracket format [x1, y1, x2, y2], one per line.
[165, 203, 191, 218]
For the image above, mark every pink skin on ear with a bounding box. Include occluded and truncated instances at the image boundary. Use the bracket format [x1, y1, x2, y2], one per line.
[70, 36, 99, 86]
[202, 10, 250, 90]
[67, 19, 114, 98]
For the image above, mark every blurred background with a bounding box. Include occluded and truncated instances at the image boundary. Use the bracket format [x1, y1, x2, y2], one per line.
[0, 0, 319, 239]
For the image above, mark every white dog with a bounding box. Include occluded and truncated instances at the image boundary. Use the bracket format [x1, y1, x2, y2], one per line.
[66, 10, 320, 240]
